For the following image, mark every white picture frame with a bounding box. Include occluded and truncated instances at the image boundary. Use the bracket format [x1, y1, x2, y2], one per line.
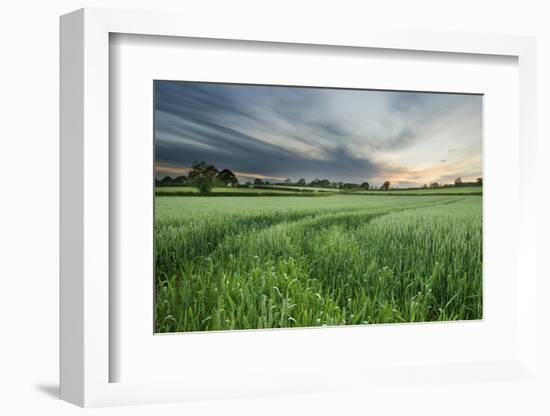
[60, 7, 538, 408]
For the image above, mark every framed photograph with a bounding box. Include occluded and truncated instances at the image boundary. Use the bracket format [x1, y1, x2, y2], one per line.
[60, 8, 539, 408]
[152, 80, 484, 334]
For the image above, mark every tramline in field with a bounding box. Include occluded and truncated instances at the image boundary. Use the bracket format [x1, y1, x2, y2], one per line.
[155, 194, 482, 332]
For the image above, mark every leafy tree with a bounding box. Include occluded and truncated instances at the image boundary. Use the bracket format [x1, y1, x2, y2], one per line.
[430, 182, 440, 188]
[284, 178, 292, 184]
[381, 181, 391, 191]
[174, 175, 187, 185]
[159, 176, 174, 185]
[476, 177, 483, 186]
[310, 178, 331, 188]
[296, 178, 306, 186]
[217, 169, 239, 187]
[455, 177, 463, 186]
[253, 178, 263, 185]
[188, 161, 219, 193]
[360, 182, 370, 190]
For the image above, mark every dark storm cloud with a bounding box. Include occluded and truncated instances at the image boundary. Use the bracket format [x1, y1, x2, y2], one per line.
[154, 81, 482, 186]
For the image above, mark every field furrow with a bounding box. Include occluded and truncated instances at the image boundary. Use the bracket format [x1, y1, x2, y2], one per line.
[155, 195, 482, 332]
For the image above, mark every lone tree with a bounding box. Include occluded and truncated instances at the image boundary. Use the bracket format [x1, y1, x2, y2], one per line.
[360, 182, 370, 190]
[253, 178, 263, 185]
[188, 161, 219, 193]
[217, 169, 239, 187]
[381, 181, 391, 191]
[476, 177, 483, 186]
[455, 177, 463, 187]
[296, 178, 306, 186]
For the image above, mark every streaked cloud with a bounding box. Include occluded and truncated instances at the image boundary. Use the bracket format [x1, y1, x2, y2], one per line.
[155, 81, 482, 187]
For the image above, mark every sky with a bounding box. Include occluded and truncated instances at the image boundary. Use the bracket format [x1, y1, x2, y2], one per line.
[154, 81, 482, 188]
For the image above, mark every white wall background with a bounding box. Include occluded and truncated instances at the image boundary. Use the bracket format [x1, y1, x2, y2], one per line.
[0, 1, 548, 415]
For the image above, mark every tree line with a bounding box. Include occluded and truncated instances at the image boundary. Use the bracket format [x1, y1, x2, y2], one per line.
[423, 177, 483, 189]
[156, 161, 482, 194]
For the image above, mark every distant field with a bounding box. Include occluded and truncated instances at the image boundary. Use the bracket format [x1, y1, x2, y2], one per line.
[350, 186, 482, 196]
[156, 186, 289, 193]
[155, 186, 320, 197]
[263, 185, 340, 193]
[156, 185, 482, 196]
[155, 194, 482, 332]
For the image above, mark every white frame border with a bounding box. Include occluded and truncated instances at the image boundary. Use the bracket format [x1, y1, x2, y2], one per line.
[60, 7, 537, 407]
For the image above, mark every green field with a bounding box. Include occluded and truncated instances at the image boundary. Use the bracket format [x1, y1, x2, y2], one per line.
[155, 186, 324, 197]
[350, 186, 482, 196]
[156, 185, 482, 196]
[155, 193, 482, 332]
[157, 186, 297, 194]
